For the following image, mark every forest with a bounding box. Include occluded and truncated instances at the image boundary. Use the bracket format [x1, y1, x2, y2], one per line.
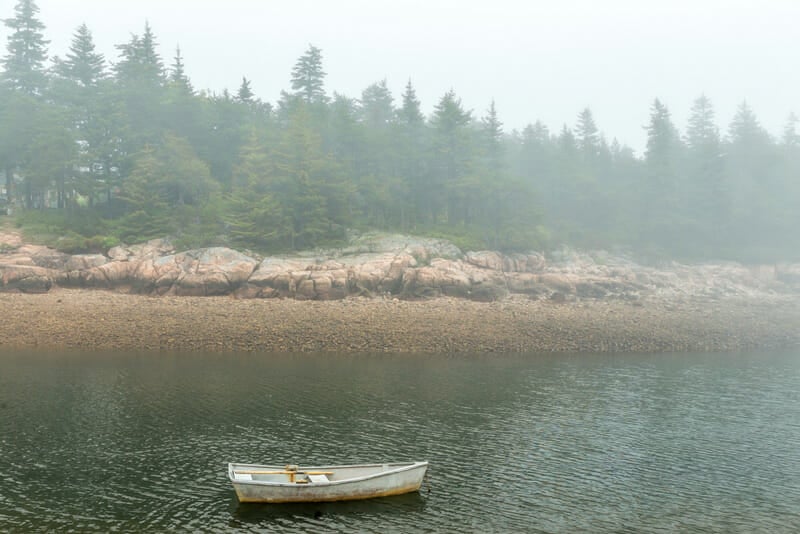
[1, 0, 798, 261]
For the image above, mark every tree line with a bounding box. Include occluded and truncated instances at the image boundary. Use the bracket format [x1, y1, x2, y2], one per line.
[1, 0, 798, 260]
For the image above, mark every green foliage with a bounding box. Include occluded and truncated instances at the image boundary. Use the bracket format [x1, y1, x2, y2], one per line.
[1, 7, 799, 261]
[291, 44, 326, 104]
[1, 0, 49, 95]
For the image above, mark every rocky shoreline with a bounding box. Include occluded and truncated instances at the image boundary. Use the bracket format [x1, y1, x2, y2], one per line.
[1, 289, 798, 353]
[1, 229, 799, 353]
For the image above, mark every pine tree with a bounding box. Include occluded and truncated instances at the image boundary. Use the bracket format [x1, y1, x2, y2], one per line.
[430, 90, 473, 224]
[290, 44, 326, 104]
[725, 101, 776, 249]
[395, 80, 426, 228]
[360, 79, 394, 128]
[114, 21, 164, 87]
[168, 45, 193, 94]
[237, 76, 254, 104]
[643, 98, 684, 249]
[684, 94, 726, 249]
[270, 105, 348, 249]
[575, 108, 600, 161]
[778, 113, 800, 251]
[113, 22, 166, 149]
[430, 89, 472, 182]
[326, 92, 364, 172]
[359, 79, 396, 206]
[782, 113, 800, 148]
[1, 0, 49, 95]
[516, 121, 552, 187]
[645, 99, 681, 168]
[481, 100, 504, 169]
[48, 23, 113, 207]
[397, 79, 424, 126]
[54, 23, 105, 88]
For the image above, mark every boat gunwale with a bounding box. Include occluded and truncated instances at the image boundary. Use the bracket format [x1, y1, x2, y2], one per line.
[227, 461, 428, 488]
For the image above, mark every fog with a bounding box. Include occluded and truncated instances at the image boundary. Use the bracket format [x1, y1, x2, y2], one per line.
[3, 0, 799, 261]
[34, 0, 800, 152]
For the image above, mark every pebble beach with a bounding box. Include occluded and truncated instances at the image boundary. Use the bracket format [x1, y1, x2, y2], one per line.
[1, 289, 798, 353]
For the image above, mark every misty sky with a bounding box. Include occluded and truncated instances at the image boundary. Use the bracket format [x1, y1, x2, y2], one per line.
[23, 0, 800, 152]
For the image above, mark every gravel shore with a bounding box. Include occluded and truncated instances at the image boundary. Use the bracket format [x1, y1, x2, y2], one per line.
[1, 289, 798, 353]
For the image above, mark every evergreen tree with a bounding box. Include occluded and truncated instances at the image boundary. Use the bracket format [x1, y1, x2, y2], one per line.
[49, 24, 114, 207]
[548, 124, 582, 239]
[782, 113, 800, 147]
[514, 121, 552, 193]
[684, 94, 726, 250]
[200, 91, 250, 190]
[778, 113, 800, 250]
[237, 76, 254, 104]
[360, 79, 394, 128]
[359, 79, 396, 206]
[430, 90, 473, 225]
[290, 44, 326, 105]
[725, 101, 777, 252]
[115, 144, 169, 241]
[113, 22, 166, 149]
[326, 92, 364, 172]
[117, 133, 217, 242]
[162, 45, 205, 152]
[575, 108, 600, 161]
[397, 79, 424, 126]
[114, 22, 164, 87]
[1, 0, 49, 95]
[395, 80, 427, 228]
[643, 98, 685, 250]
[481, 100, 504, 172]
[269, 104, 350, 249]
[25, 110, 75, 209]
[168, 45, 193, 94]
[54, 23, 105, 88]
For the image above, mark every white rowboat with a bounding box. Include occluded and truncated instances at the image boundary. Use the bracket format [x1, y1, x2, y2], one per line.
[228, 461, 429, 503]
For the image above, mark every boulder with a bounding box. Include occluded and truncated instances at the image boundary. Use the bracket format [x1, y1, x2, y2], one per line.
[65, 254, 107, 271]
[537, 273, 576, 294]
[0, 264, 55, 293]
[128, 247, 258, 296]
[465, 251, 506, 271]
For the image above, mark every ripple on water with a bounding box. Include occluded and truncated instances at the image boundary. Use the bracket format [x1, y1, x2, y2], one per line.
[1, 350, 800, 532]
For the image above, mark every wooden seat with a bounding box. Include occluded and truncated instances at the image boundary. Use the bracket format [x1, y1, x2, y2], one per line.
[307, 474, 330, 484]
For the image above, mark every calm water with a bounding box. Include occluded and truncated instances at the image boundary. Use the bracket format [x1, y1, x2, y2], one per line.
[1, 349, 799, 533]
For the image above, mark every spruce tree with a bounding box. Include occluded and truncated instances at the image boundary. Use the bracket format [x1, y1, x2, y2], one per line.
[360, 79, 394, 128]
[54, 23, 105, 88]
[114, 22, 164, 87]
[575, 108, 600, 161]
[168, 45, 193, 94]
[684, 94, 725, 248]
[237, 76, 254, 103]
[1, 0, 49, 95]
[290, 44, 326, 104]
[359, 79, 396, 201]
[481, 100, 504, 171]
[397, 79, 424, 126]
[395, 80, 426, 228]
[725, 101, 776, 250]
[782, 113, 799, 148]
[430, 90, 473, 225]
[113, 22, 166, 149]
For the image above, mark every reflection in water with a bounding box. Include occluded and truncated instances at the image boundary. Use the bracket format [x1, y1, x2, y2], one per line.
[1, 350, 800, 532]
[231, 492, 428, 528]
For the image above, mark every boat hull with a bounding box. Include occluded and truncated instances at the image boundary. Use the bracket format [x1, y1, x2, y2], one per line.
[229, 462, 428, 503]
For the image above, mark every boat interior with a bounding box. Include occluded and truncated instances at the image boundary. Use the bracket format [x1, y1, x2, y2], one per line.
[229, 462, 417, 484]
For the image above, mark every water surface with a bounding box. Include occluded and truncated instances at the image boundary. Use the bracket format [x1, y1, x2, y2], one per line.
[1, 350, 799, 532]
